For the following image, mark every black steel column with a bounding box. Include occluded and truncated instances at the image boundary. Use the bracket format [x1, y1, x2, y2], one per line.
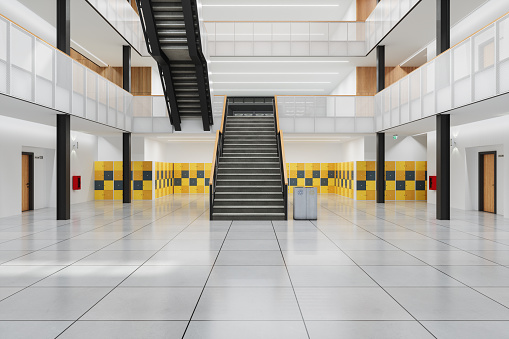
[123, 133, 131, 203]
[123, 45, 131, 92]
[437, 0, 450, 55]
[57, 0, 70, 55]
[376, 45, 385, 93]
[57, 115, 70, 220]
[376, 133, 385, 203]
[436, 114, 450, 220]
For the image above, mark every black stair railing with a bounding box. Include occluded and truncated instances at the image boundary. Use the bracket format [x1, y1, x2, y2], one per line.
[135, 0, 181, 130]
[274, 97, 289, 220]
[209, 96, 228, 220]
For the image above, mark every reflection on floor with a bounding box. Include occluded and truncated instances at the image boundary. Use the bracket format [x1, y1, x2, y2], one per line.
[1, 194, 509, 338]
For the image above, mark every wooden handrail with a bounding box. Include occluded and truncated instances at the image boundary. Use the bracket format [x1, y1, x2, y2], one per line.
[280, 130, 288, 187]
[219, 95, 227, 133]
[209, 130, 220, 186]
[275, 96, 280, 133]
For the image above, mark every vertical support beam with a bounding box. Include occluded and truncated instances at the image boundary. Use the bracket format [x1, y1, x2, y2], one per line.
[123, 132, 131, 204]
[56, 0, 70, 55]
[436, 0, 450, 55]
[123, 45, 131, 93]
[376, 45, 385, 93]
[376, 132, 385, 203]
[57, 114, 70, 220]
[436, 114, 450, 220]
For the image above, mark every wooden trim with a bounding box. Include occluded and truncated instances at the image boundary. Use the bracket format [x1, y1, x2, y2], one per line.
[219, 95, 227, 133]
[356, 0, 377, 21]
[210, 130, 220, 186]
[275, 96, 280, 132]
[280, 130, 288, 187]
[479, 151, 497, 214]
[22, 152, 34, 211]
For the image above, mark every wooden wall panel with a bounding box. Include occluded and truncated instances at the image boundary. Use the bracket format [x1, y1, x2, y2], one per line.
[357, 0, 377, 21]
[130, 0, 139, 15]
[356, 66, 418, 95]
[70, 48, 151, 95]
[132, 67, 152, 96]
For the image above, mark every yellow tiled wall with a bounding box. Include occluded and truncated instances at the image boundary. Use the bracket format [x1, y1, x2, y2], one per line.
[173, 163, 211, 194]
[155, 162, 173, 198]
[94, 161, 152, 200]
[286, 163, 336, 194]
[336, 162, 355, 199]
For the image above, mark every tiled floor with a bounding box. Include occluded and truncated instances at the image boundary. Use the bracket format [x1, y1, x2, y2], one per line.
[1, 194, 509, 338]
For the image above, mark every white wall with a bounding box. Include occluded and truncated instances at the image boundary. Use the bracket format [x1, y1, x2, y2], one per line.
[427, 0, 509, 60]
[0, 116, 98, 218]
[329, 69, 356, 95]
[164, 141, 216, 163]
[97, 136, 122, 161]
[363, 135, 427, 161]
[285, 142, 342, 163]
[427, 115, 509, 217]
[144, 138, 167, 162]
[151, 66, 164, 96]
[341, 0, 357, 21]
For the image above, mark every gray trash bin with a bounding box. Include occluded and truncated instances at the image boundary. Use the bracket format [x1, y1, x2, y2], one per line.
[293, 187, 307, 220]
[306, 187, 318, 220]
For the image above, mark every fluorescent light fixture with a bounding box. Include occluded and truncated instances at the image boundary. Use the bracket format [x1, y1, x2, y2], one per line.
[71, 40, 108, 67]
[214, 89, 325, 91]
[211, 72, 340, 75]
[211, 60, 349, 63]
[213, 81, 331, 84]
[202, 4, 340, 7]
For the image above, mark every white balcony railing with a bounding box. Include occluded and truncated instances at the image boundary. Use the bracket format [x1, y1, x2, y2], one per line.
[204, 0, 421, 57]
[85, 0, 149, 56]
[375, 11, 509, 131]
[131, 95, 173, 133]
[276, 96, 375, 133]
[0, 15, 133, 131]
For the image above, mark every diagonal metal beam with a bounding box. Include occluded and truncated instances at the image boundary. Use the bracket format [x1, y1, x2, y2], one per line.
[135, 0, 181, 131]
[181, 0, 213, 131]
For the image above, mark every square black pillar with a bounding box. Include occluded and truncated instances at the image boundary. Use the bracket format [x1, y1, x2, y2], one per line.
[376, 132, 385, 203]
[437, 0, 450, 55]
[57, 114, 70, 220]
[123, 45, 131, 92]
[437, 114, 450, 220]
[123, 132, 131, 203]
[376, 45, 385, 93]
[57, 0, 70, 55]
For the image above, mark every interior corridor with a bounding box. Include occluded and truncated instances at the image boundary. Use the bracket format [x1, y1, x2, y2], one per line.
[1, 195, 509, 338]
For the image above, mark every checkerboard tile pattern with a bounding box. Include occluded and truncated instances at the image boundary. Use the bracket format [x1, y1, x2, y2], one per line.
[286, 163, 336, 194]
[94, 161, 153, 200]
[356, 161, 377, 200]
[173, 163, 211, 194]
[336, 162, 354, 199]
[155, 162, 173, 198]
[384, 161, 427, 201]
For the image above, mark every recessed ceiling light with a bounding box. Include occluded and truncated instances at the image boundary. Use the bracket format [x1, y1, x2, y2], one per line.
[213, 81, 331, 84]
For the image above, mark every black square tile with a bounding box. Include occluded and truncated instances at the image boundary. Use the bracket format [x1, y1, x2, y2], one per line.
[114, 181, 123, 190]
[181, 171, 189, 178]
[143, 171, 152, 180]
[197, 171, 205, 178]
[366, 171, 376, 181]
[321, 178, 328, 186]
[386, 171, 395, 181]
[396, 181, 406, 191]
[174, 178, 182, 187]
[328, 170, 335, 178]
[94, 181, 104, 190]
[416, 181, 426, 191]
[305, 178, 313, 186]
[312, 170, 320, 178]
[290, 178, 297, 186]
[190, 178, 197, 186]
[297, 171, 305, 178]
[205, 178, 210, 186]
[357, 181, 366, 191]
[104, 171, 113, 180]
[405, 171, 415, 181]
[133, 181, 143, 191]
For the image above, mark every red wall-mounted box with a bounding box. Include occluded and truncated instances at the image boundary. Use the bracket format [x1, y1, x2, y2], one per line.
[73, 176, 81, 190]
[429, 176, 436, 190]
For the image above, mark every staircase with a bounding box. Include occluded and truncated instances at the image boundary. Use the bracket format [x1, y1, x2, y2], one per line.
[210, 98, 287, 220]
[136, 0, 212, 131]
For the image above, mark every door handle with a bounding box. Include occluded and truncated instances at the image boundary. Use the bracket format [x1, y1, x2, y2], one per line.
[26, 183, 30, 188]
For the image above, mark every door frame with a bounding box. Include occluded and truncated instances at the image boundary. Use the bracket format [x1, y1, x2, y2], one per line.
[478, 151, 497, 214]
[22, 152, 34, 211]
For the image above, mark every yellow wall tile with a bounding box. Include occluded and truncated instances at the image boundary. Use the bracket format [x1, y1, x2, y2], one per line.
[114, 161, 123, 170]
[357, 161, 366, 170]
[95, 191, 104, 200]
[114, 191, 123, 200]
[104, 181, 114, 191]
[386, 181, 396, 191]
[385, 161, 395, 171]
[396, 191, 406, 200]
[396, 161, 406, 171]
[416, 161, 427, 171]
[366, 181, 376, 191]
[366, 161, 376, 171]
[406, 181, 416, 190]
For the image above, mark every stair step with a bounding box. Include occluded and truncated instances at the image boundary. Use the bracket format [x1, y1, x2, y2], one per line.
[213, 206, 285, 214]
[215, 186, 282, 192]
[216, 180, 281, 186]
[214, 199, 284, 206]
[212, 213, 285, 221]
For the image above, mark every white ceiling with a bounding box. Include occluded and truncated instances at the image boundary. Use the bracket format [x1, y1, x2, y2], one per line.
[201, 0, 356, 21]
[17, 0, 155, 67]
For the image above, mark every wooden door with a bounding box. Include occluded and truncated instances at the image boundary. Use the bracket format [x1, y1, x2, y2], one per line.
[22, 154, 30, 212]
[483, 153, 495, 213]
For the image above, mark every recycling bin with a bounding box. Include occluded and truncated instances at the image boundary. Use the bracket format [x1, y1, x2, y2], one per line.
[293, 187, 317, 220]
[293, 187, 307, 219]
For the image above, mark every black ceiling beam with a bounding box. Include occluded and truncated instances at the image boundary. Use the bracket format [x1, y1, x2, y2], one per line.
[181, 0, 213, 131]
[135, 0, 181, 131]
